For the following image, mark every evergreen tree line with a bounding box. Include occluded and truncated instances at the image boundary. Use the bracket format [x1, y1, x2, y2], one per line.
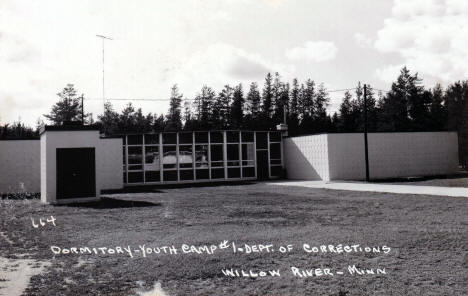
[98, 72, 335, 135]
[97, 68, 468, 139]
[2, 67, 468, 165]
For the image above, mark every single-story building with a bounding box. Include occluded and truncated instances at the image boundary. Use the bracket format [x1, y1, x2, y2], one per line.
[0, 123, 459, 204]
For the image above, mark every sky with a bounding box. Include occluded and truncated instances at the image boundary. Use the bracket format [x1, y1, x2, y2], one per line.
[1, 0, 468, 126]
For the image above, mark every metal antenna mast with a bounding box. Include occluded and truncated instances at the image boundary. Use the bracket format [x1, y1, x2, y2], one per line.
[96, 34, 113, 111]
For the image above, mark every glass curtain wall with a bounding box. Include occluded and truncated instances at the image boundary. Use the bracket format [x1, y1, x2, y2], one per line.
[123, 131, 281, 184]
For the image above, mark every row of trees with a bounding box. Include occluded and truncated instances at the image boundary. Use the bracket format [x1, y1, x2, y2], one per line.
[96, 73, 332, 135]
[96, 67, 467, 137]
[2, 67, 468, 165]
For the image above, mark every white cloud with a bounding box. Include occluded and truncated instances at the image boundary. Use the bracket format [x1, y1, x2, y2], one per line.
[354, 33, 373, 48]
[375, 0, 468, 83]
[285, 41, 338, 62]
[375, 64, 405, 83]
[171, 43, 293, 96]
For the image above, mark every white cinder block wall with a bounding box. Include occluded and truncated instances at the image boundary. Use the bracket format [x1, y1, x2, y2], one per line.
[0, 140, 40, 193]
[41, 131, 123, 203]
[99, 138, 123, 190]
[284, 132, 459, 181]
[328, 133, 365, 180]
[366, 132, 459, 180]
[0, 132, 123, 197]
[284, 134, 330, 181]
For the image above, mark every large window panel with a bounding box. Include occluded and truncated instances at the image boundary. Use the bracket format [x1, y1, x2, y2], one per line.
[144, 146, 160, 170]
[242, 167, 255, 178]
[128, 135, 142, 145]
[128, 172, 143, 183]
[211, 144, 224, 168]
[241, 143, 255, 166]
[227, 144, 239, 166]
[270, 143, 281, 160]
[195, 145, 208, 168]
[163, 133, 177, 144]
[196, 169, 209, 179]
[195, 132, 208, 143]
[163, 170, 177, 181]
[144, 134, 159, 145]
[210, 132, 223, 143]
[211, 168, 225, 179]
[228, 168, 240, 178]
[179, 145, 193, 168]
[145, 171, 160, 182]
[128, 146, 142, 170]
[180, 170, 194, 181]
[179, 132, 193, 144]
[210, 145, 223, 161]
[269, 132, 281, 142]
[241, 132, 254, 143]
[227, 131, 239, 143]
[163, 146, 177, 169]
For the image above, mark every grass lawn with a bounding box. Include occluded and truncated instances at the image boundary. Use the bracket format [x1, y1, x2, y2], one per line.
[1, 183, 467, 295]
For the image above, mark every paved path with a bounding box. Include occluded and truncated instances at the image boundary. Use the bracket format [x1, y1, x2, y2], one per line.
[269, 180, 468, 197]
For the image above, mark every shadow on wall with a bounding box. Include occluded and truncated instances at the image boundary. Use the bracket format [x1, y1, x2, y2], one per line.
[284, 140, 323, 180]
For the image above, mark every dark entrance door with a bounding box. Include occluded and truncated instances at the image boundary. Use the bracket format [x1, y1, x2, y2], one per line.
[256, 150, 269, 180]
[56, 148, 96, 199]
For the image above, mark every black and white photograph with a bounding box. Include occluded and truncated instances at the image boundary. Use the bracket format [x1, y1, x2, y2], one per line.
[1, 0, 467, 295]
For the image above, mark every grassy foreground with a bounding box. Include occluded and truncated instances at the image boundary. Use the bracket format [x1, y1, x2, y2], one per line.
[1, 182, 467, 295]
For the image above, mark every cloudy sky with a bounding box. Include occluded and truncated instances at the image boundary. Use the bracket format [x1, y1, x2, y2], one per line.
[1, 0, 468, 126]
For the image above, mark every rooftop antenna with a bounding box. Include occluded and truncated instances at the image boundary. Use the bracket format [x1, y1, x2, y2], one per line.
[96, 34, 113, 112]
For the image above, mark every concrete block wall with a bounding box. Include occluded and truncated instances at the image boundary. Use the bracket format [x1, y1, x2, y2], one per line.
[284, 132, 459, 181]
[41, 131, 123, 203]
[0, 140, 40, 193]
[99, 138, 123, 190]
[328, 133, 365, 180]
[0, 132, 123, 197]
[366, 132, 458, 180]
[284, 134, 330, 181]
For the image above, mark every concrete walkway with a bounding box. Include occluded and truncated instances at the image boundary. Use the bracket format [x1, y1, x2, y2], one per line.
[269, 180, 468, 197]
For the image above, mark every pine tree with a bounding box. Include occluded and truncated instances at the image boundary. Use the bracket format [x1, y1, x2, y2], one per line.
[98, 102, 119, 134]
[194, 85, 216, 129]
[245, 82, 261, 118]
[379, 67, 424, 131]
[182, 99, 196, 130]
[244, 82, 261, 129]
[445, 81, 468, 167]
[261, 73, 274, 120]
[429, 84, 447, 130]
[339, 91, 354, 132]
[288, 78, 300, 134]
[310, 83, 329, 132]
[272, 72, 283, 122]
[229, 84, 244, 128]
[153, 114, 166, 131]
[212, 85, 233, 129]
[118, 103, 137, 132]
[165, 84, 183, 131]
[44, 84, 90, 125]
[301, 79, 315, 118]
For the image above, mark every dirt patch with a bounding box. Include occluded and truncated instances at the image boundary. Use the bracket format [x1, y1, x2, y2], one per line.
[136, 282, 169, 296]
[0, 257, 50, 296]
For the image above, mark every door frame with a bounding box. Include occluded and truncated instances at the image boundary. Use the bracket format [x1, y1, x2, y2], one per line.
[56, 147, 96, 200]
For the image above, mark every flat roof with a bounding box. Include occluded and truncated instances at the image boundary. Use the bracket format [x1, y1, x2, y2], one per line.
[39, 124, 101, 135]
